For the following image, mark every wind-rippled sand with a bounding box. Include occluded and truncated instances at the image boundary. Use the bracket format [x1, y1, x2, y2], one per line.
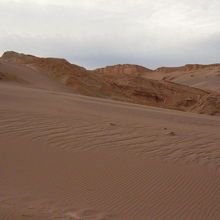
[1, 83, 220, 219]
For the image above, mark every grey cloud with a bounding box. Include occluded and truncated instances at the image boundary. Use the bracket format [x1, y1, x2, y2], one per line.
[0, 0, 220, 69]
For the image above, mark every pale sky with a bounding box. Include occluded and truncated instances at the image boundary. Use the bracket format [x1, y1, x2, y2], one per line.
[0, 0, 220, 69]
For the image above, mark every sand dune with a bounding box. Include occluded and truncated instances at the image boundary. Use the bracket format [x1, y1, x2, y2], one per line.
[0, 61, 75, 93]
[1, 51, 220, 115]
[1, 51, 220, 219]
[1, 82, 220, 219]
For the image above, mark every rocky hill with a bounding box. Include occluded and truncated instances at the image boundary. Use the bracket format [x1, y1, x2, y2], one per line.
[1, 51, 220, 115]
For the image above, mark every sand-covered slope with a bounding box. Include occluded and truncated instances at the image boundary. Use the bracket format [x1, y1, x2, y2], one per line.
[96, 63, 220, 92]
[0, 61, 76, 93]
[148, 64, 220, 92]
[1, 51, 220, 219]
[0, 82, 220, 220]
[1, 51, 220, 115]
[0, 51, 124, 98]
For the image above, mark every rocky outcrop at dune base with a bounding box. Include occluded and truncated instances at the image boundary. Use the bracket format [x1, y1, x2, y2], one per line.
[1, 51, 220, 115]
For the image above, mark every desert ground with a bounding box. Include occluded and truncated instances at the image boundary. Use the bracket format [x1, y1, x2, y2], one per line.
[0, 52, 220, 219]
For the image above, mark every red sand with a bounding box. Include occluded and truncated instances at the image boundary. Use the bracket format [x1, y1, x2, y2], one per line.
[0, 52, 220, 219]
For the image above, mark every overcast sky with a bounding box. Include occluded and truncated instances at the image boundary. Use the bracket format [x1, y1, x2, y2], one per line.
[0, 0, 220, 69]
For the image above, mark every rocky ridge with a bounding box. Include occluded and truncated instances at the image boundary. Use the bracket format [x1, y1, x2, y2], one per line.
[1, 51, 220, 115]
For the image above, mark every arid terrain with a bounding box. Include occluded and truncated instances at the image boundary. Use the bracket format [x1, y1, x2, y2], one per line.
[0, 51, 220, 219]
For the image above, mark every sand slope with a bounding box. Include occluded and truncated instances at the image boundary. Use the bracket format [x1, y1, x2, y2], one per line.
[0, 81, 220, 219]
[1, 51, 220, 115]
[147, 64, 220, 92]
[1, 51, 220, 219]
